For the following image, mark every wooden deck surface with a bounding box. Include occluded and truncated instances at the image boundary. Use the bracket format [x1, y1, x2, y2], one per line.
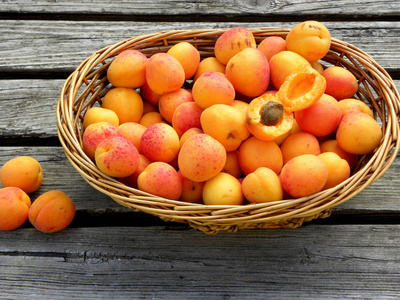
[1, 1, 400, 299]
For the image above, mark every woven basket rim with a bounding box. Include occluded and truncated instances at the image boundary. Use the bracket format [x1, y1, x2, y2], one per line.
[56, 27, 400, 233]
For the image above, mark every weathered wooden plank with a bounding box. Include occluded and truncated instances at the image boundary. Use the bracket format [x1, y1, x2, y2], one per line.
[0, 21, 399, 74]
[1, 225, 400, 299]
[1, 0, 400, 17]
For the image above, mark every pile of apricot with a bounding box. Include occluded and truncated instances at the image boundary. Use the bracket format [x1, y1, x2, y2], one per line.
[0, 156, 75, 232]
[81, 20, 383, 205]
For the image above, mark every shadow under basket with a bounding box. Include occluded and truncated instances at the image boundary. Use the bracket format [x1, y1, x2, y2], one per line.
[56, 28, 400, 234]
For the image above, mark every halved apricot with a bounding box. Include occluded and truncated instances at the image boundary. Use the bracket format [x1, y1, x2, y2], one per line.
[277, 65, 326, 112]
[246, 94, 294, 141]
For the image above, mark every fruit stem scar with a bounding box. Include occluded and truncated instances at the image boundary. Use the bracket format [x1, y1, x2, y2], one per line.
[260, 101, 284, 126]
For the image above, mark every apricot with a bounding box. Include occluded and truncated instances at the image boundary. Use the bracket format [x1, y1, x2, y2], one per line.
[280, 132, 321, 165]
[0, 187, 31, 230]
[140, 81, 162, 106]
[322, 66, 359, 100]
[118, 122, 147, 154]
[0, 156, 43, 194]
[28, 190, 75, 233]
[242, 167, 283, 203]
[139, 111, 164, 127]
[286, 20, 331, 62]
[201, 104, 250, 151]
[82, 121, 123, 160]
[231, 100, 249, 116]
[178, 134, 226, 182]
[141, 123, 180, 163]
[338, 98, 373, 118]
[193, 57, 226, 82]
[137, 162, 182, 200]
[158, 88, 194, 123]
[257, 36, 287, 61]
[102, 87, 143, 124]
[192, 71, 235, 109]
[214, 27, 256, 65]
[203, 172, 244, 205]
[277, 65, 326, 112]
[82, 107, 119, 129]
[179, 128, 203, 148]
[280, 154, 329, 198]
[178, 170, 204, 204]
[167, 42, 200, 80]
[273, 118, 302, 146]
[145, 53, 185, 95]
[238, 136, 283, 175]
[171, 101, 203, 137]
[318, 152, 351, 190]
[107, 49, 147, 89]
[269, 50, 311, 90]
[246, 94, 294, 141]
[119, 154, 152, 189]
[320, 139, 358, 170]
[95, 136, 140, 178]
[222, 150, 242, 178]
[295, 94, 342, 137]
[225, 47, 270, 97]
[336, 112, 382, 155]
[142, 100, 158, 115]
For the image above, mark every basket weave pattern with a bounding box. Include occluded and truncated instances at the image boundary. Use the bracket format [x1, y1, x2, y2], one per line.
[57, 28, 400, 234]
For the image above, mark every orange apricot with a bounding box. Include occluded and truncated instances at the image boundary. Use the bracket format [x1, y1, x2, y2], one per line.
[139, 111, 165, 127]
[118, 122, 147, 154]
[246, 94, 294, 141]
[318, 152, 351, 190]
[257, 36, 287, 61]
[140, 81, 162, 106]
[203, 172, 244, 205]
[0, 156, 43, 194]
[167, 42, 200, 80]
[0, 187, 31, 230]
[118, 154, 152, 189]
[193, 57, 226, 82]
[158, 88, 194, 123]
[178, 170, 204, 204]
[222, 150, 242, 179]
[320, 139, 358, 170]
[82, 107, 119, 129]
[171, 101, 203, 137]
[322, 66, 359, 100]
[179, 128, 203, 148]
[28, 190, 75, 233]
[338, 98, 373, 118]
[280, 131, 321, 165]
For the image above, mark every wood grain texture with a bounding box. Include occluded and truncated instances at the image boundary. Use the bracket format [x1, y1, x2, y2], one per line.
[1, 225, 400, 299]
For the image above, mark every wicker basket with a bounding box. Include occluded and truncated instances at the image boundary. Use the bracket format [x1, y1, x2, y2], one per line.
[56, 28, 400, 234]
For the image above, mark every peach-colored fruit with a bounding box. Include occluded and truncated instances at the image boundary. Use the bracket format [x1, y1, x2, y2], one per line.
[28, 190, 75, 233]
[139, 111, 165, 127]
[200, 104, 250, 151]
[320, 139, 358, 170]
[141, 123, 180, 163]
[318, 152, 351, 190]
[0, 156, 43, 194]
[214, 27, 256, 65]
[95, 136, 140, 178]
[82, 107, 119, 129]
[280, 154, 329, 198]
[0, 187, 31, 230]
[107, 49, 147, 89]
[118, 122, 147, 154]
[322, 66, 359, 100]
[257, 36, 287, 61]
[178, 170, 204, 204]
[142, 100, 158, 115]
[102, 87, 143, 124]
[167, 42, 200, 80]
[238, 136, 283, 175]
[203, 172, 244, 205]
[140, 81, 162, 106]
[158, 88, 194, 123]
[338, 98, 373, 118]
[145, 53, 185, 95]
[231, 100, 249, 115]
[193, 57, 226, 82]
[171, 101, 203, 137]
[286, 20, 331, 62]
[242, 167, 283, 203]
[273, 118, 302, 146]
[119, 154, 152, 189]
[225, 47, 270, 97]
[179, 128, 203, 148]
[82, 122, 123, 160]
[178, 134, 227, 182]
[192, 71, 235, 109]
[295, 94, 342, 137]
[269, 50, 311, 90]
[222, 150, 242, 178]
[280, 131, 321, 164]
[137, 162, 182, 200]
[336, 112, 382, 155]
